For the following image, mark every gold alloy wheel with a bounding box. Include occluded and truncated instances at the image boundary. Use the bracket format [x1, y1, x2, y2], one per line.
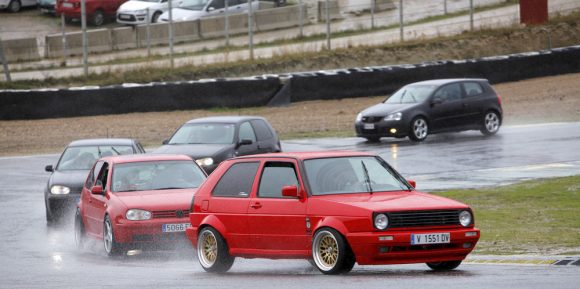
[198, 230, 218, 268]
[313, 231, 339, 271]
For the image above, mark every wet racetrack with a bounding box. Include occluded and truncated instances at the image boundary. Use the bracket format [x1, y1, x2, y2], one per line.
[1, 122, 579, 288]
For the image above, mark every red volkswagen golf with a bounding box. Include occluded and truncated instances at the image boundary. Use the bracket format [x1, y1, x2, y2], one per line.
[186, 151, 480, 274]
[75, 154, 207, 256]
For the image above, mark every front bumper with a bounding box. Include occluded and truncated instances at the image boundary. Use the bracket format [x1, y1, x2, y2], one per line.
[46, 193, 80, 216]
[114, 217, 191, 245]
[355, 120, 409, 139]
[347, 228, 480, 265]
[117, 12, 148, 25]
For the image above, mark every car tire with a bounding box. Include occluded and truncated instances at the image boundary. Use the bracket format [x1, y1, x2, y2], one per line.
[312, 228, 355, 275]
[197, 227, 235, 273]
[426, 260, 462, 271]
[8, 0, 21, 13]
[92, 9, 105, 26]
[46, 206, 55, 225]
[103, 215, 123, 256]
[275, 0, 286, 7]
[74, 209, 86, 250]
[365, 137, 380, 143]
[408, 116, 429, 142]
[480, 110, 501, 136]
[151, 11, 162, 23]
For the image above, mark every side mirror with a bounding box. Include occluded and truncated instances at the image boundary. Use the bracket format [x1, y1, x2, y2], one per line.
[45, 165, 54, 172]
[236, 139, 253, 149]
[207, 6, 215, 11]
[91, 185, 103, 195]
[162, 139, 169, 145]
[407, 180, 416, 189]
[282, 185, 299, 198]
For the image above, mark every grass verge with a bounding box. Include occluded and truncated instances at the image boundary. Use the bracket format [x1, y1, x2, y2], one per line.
[435, 176, 580, 255]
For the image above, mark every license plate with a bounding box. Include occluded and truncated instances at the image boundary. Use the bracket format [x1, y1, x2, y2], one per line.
[62, 2, 73, 8]
[119, 14, 131, 20]
[364, 123, 375, 130]
[162, 223, 190, 233]
[411, 233, 450, 245]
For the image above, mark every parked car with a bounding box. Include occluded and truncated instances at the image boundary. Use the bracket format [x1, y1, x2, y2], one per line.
[355, 79, 503, 142]
[117, 0, 181, 25]
[74, 154, 207, 256]
[44, 138, 145, 225]
[1, 0, 36, 12]
[56, 0, 129, 26]
[153, 116, 281, 174]
[37, 0, 55, 14]
[186, 151, 480, 274]
[158, 0, 258, 23]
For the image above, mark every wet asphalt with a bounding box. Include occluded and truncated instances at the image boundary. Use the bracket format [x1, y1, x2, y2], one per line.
[0, 122, 579, 288]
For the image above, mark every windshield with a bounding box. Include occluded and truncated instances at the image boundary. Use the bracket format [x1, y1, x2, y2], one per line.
[56, 145, 133, 171]
[169, 123, 236, 145]
[384, 85, 436, 104]
[304, 156, 411, 196]
[112, 160, 206, 192]
[133, 0, 160, 3]
[181, 0, 209, 10]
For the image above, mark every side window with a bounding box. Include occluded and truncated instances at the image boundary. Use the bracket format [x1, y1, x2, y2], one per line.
[258, 162, 299, 198]
[433, 83, 462, 102]
[209, 0, 225, 9]
[85, 161, 104, 189]
[239, 122, 257, 143]
[95, 163, 109, 190]
[464, 82, 484, 97]
[250, 120, 274, 141]
[212, 162, 259, 197]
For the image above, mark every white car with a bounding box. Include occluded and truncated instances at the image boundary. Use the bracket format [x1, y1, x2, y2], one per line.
[159, 0, 258, 23]
[1, 0, 36, 12]
[117, 0, 183, 25]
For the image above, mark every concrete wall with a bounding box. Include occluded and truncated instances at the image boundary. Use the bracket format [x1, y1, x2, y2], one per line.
[338, 0, 394, 12]
[255, 4, 307, 31]
[173, 20, 201, 43]
[199, 13, 248, 39]
[112, 27, 137, 51]
[136, 23, 170, 47]
[318, 0, 341, 21]
[1, 38, 40, 62]
[45, 29, 112, 58]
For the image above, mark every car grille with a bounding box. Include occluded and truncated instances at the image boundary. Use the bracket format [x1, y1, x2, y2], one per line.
[388, 210, 460, 228]
[117, 14, 136, 22]
[362, 116, 383, 123]
[152, 210, 190, 219]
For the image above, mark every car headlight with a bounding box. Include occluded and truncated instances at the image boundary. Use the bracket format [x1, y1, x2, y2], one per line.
[50, 185, 70, 195]
[356, 113, 362, 122]
[196, 157, 214, 167]
[126, 209, 152, 221]
[384, 112, 402, 121]
[134, 9, 147, 15]
[459, 210, 472, 227]
[374, 213, 389, 230]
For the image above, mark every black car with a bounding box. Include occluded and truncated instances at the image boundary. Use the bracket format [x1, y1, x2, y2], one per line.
[355, 79, 503, 142]
[44, 138, 145, 224]
[154, 116, 281, 173]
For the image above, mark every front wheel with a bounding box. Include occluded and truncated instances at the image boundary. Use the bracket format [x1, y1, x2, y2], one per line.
[427, 260, 462, 271]
[408, 117, 429, 142]
[480, 111, 501, 135]
[312, 228, 355, 274]
[74, 209, 86, 250]
[8, 0, 21, 12]
[197, 227, 235, 273]
[103, 215, 123, 256]
[365, 136, 380, 143]
[151, 11, 162, 23]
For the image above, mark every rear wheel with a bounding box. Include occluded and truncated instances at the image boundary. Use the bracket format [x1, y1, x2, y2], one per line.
[427, 260, 462, 271]
[8, 0, 21, 13]
[92, 9, 105, 26]
[312, 228, 355, 274]
[103, 215, 123, 256]
[74, 209, 86, 250]
[197, 227, 235, 273]
[408, 117, 428, 142]
[480, 111, 501, 135]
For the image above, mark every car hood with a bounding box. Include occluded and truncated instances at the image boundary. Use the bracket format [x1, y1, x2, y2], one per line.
[118, 1, 158, 12]
[49, 170, 89, 194]
[360, 103, 421, 117]
[160, 8, 204, 21]
[114, 188, 197, 211]
[308, 191, 468, 217]
[153, 143, 232, 160]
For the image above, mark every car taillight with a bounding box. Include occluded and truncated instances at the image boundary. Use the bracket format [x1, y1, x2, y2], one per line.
[497, 94, 502, 107]
[73, 2, 80, 8]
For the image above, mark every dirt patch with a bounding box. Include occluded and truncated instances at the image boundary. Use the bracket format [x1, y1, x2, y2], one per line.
[1, 73, 579, 156]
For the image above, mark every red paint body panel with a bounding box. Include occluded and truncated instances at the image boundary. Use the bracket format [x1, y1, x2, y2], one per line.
[187, 151, 480, 267]
[520, 0, 548, 25]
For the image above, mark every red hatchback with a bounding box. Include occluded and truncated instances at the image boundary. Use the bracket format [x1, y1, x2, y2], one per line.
[75, 154, 207, 256]
[56, 0, 128, 26]
[186, 151, 480, 274]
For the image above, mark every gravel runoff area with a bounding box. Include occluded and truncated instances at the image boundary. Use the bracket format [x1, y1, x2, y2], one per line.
[0, 73, 579, 156]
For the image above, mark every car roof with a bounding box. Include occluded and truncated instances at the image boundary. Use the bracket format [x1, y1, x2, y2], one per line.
[185, 116, 266, 125]
[67, 138, 136, 147]
[101, 154, 193, 164]
[410, 78, 489, 86]
[233, 151, 375, 161]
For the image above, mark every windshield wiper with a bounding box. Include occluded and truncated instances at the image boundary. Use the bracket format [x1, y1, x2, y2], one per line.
[360, 160, 373, 194]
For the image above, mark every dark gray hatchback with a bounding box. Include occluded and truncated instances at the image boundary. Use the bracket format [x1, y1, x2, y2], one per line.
[354, 79, 503, 142]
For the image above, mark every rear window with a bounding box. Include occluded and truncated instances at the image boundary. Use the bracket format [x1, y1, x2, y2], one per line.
[464, 82, 484, 97]
[251, 119, 274, 141]
[212, 162, 259, 198]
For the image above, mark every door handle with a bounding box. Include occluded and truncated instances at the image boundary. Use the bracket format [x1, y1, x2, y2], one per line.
[250, 202, 262, 209]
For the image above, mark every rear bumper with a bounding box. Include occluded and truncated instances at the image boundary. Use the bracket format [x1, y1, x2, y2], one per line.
[347, 228, 480, 265]
[114, 217, 191, 245]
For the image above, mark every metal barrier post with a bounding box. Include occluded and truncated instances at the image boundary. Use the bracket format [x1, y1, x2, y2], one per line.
[0, 37, 11, 82]
[299, 0, 304, 37]
[81, 0, 88, 76]
[225, 0, 230, 47]
[248, 0, 254, 60]
[60, 13, 68, 66]
[146, 7, 151, 58]
[168, 0, 175, 68]
[371, 0, 375, 29]
[444, 0, 447, 14]
[470, 0, 474, 31]
[325, 0, 331, 50]
[399, 0, 403, 41]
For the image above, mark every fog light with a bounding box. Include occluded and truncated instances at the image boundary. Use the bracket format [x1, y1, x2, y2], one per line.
[465, 232, 477, 237]
[390, 128, 397, 134]
[463, 243, 472, 248]
[378, 236, 393, 241]
[126, 250, 142, 256]
[379, 246, 390, 253]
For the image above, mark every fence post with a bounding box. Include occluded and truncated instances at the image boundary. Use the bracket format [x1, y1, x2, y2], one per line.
[60, 13, 68, 66]
[225, 0, 230, 47]
[371, 0, 375, 29]
[0, 37, 11, 82]
[325, 0, 331, 50]
[444, 0, 447, 14]
[299, 0, 304, 37]
[81, 0, 88, 76]
[470, 0, 474, 31]
[399, 0, 403, 41]
[248, 0, 254, 60]
[168, 0, 175, 68]
[146, 7, 151, 58]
